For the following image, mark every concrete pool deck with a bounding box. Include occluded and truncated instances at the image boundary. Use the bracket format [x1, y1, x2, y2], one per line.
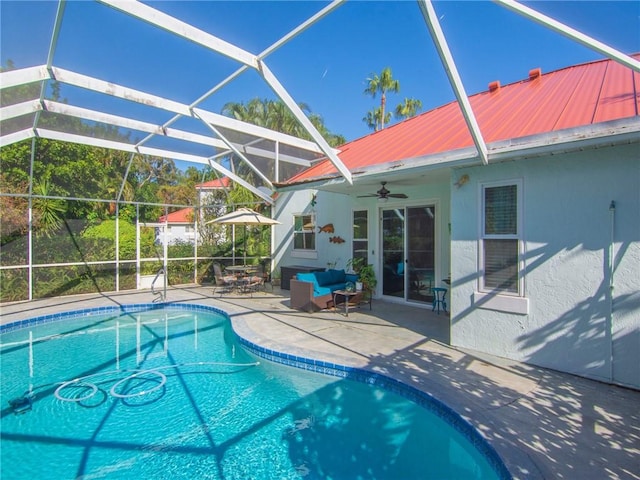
[2, 285, 638, 480]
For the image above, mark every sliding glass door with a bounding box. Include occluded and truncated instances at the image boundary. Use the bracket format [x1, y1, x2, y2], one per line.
[407, 206, 436, 303]
[381, 209, 405, 299]
[381, 205, 436, 304]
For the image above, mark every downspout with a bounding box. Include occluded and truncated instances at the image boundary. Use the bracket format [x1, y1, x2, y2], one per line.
[608, 200, 616, 382]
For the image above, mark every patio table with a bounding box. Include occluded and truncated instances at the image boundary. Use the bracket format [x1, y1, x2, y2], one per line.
[224, 265, 259, 275]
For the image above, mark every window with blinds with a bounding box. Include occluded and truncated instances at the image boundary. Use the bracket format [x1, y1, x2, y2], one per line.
[352, 210, 368, 264]
[482, 183, 520, 294]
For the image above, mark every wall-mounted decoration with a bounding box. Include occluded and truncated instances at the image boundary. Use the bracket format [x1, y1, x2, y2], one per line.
[329, 236, 345, 243]
[311, 193, 317, 207]
[318, 223, 334, 233]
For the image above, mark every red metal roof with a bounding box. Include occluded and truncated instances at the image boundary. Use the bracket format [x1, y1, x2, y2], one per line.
[196, 177, 231, 189]
[160, 178, 229, 222]
[288, 55, 639, 183]
[159, 207, 194, 224]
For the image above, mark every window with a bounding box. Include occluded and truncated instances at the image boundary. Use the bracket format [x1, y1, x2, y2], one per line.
[352, 210, 368, 264]
[481, 182, 520, 294]
[293, 213, 316, 251]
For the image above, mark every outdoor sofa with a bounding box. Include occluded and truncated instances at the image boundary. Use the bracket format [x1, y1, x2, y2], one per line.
[290, 269, 359, 312]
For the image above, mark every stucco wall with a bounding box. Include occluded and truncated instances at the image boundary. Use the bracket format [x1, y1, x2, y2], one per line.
[274, 178, 452, 300]
[450, 144, 639, 388]
[273, 189, 354, 274]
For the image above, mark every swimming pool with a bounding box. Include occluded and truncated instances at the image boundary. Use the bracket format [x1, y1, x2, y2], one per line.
[1, 304, 510, 479]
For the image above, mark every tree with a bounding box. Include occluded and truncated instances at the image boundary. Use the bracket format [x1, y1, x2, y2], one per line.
[363, 67, 400, 130]
[363, 106, 391, 132]
[221, 98, 345, 187]
[31, 178, 65, 237]
[222, 98, 344, 147]
[395, 98, 423, 121]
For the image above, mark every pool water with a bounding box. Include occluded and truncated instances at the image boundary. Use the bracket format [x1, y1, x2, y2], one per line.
[1, 305, 507, 479]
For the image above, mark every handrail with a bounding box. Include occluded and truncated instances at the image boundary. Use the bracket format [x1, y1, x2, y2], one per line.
[151, 267, 166, 302]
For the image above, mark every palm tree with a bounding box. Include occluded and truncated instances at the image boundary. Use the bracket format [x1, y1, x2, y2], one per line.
[395, 98, 423, 121]
[363, 106, 391, 132]
[32, 178, 65, 237]
[363, 67, 400, 130]
[222, 98, 344, 147]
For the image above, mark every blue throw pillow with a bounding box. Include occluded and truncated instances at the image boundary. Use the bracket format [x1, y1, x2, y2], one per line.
[314, 270, 333, 286]
[345, 273, 359, 284]
[328, 269, 346, 284]
[397, 262, 404, 275]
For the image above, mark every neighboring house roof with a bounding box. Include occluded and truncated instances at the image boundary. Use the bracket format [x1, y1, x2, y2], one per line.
[285, 55, 639, 184]
[196, 177, 231, 190]
[158, 178, 228, 224]
[158, 208, 194, 224]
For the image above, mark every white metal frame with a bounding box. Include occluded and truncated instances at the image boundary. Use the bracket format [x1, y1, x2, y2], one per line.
[0, 0, 351, 208]
[2, 0, 638, 196]
[1, 0, 639, 303]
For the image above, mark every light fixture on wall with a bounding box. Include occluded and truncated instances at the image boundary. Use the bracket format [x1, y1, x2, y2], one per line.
[454, 174, 470, 188]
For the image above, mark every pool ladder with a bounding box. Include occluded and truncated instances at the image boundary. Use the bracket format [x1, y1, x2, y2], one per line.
[151, 267, 166, 303]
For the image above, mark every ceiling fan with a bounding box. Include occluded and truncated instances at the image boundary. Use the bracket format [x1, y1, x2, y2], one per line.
[358, 181, 408, 200]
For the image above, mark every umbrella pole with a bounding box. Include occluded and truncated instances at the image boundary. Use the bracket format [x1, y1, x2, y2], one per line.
[232, 225, 236, 264]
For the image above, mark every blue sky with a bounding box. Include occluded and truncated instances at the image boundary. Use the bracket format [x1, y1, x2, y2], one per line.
[2, 1, 639, 144]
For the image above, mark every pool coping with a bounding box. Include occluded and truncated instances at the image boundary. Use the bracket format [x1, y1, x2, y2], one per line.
[2, 302, 512, 479]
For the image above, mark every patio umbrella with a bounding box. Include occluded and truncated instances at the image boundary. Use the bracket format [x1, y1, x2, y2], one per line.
[206, 208, 280, 264]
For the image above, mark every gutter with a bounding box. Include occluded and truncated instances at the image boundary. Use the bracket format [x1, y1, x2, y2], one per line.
[487, 117, 640, 163]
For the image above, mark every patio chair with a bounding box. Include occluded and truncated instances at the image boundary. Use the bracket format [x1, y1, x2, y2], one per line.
[213, 263, 236, 295]
[239, 267, 265, 296]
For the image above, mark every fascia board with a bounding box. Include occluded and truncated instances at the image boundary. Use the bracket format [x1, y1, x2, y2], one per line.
[487, 118, 640, 162]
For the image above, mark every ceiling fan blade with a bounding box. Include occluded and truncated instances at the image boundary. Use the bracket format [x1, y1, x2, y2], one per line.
[357, 182, 407, 199]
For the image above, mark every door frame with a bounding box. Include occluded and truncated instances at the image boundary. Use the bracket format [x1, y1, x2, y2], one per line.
[378, 199, 442, 306]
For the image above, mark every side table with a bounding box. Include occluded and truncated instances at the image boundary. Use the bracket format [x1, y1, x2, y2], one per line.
[333, 289, 368, 316]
